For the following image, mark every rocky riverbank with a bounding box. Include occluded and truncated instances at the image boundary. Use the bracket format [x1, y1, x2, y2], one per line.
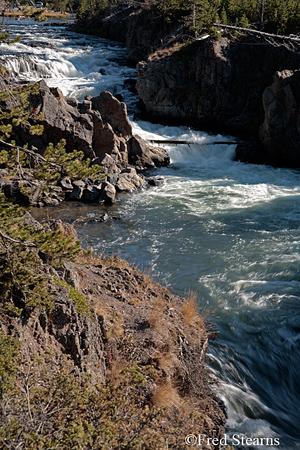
[74, 3, 300, 167]
[0, 76, 169, 206]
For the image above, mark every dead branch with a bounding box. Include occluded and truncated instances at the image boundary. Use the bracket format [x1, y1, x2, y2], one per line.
[0, 229, 36, 248]
[0, 138, 60, 169]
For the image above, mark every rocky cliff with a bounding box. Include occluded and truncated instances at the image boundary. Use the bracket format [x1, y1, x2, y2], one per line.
[74, 3, 168, 64]
[75, 4, 300, 167]
[136, 37, 300, 166]
[260, 69, 300, 166]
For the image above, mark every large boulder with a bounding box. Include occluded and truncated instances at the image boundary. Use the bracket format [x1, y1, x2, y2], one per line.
[18, 82, 167, 174]
[101, 180, 116, 203]
[115, 168, 145, 192]
[128, 134, 170, 168]
[91, 91, 132, 137]
[25, 82, 96, 158]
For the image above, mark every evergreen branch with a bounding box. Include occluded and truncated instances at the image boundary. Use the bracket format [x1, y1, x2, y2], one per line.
[0, 229, 36, 248]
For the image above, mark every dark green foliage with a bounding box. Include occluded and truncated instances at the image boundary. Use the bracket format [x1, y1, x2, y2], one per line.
[46, 0, 69, 12]
[0, 192, 81, 314]
[0, 81, 44, 143]
[0, 80, 104, 203]
[77, 0, 108, 19]
[0, 62, 101, 319]
[38, 140, 104, 183]
[82, 0, 300, 36]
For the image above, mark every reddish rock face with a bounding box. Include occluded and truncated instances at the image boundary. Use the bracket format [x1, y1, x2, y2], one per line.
[92, 91, 132, 137]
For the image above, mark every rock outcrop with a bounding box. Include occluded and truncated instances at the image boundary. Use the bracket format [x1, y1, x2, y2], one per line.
[260, 69, 300, 166]
[0, 79, 170, 206]
[135, 37, 300, 166]
[74, 3, 167, 63]
[136, 38, 300, 137]
[0, 285, 107, 379]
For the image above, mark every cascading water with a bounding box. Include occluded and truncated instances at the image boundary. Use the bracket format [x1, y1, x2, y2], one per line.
[2, 18, 300, 449]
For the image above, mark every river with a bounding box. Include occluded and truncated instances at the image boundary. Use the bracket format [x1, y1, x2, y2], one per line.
[2, 18, 300, 449]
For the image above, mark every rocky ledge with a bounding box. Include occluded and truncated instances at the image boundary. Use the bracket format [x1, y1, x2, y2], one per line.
[0, 78, 169, 206]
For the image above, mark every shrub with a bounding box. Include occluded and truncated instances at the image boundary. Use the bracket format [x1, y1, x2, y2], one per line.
[0, 192, 82, 314]
[0, 353, 165, 450]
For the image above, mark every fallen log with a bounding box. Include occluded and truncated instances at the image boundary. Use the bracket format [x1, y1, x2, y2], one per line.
[213, 23, 300, 44]
[148, 139, 239, 146]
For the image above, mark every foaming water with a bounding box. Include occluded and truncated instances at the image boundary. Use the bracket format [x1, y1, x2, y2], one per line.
[5, 20, 300, 449]
[1, 19, 137, 109]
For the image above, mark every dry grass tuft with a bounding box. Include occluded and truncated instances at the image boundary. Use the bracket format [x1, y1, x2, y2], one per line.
[148, 42, 181, 61]
[50, 219, 78, 240]
[112, 322, 124, 339]
[107, 357, 129, 386]
[147, 300, 166, 330]
[182, 291, 199, 326]
[102, 254, 132, 270]
[151, 381, 181, 409]
[155, 352, 180, 376]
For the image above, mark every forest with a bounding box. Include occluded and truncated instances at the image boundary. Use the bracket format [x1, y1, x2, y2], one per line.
[76, 0, 300, 35]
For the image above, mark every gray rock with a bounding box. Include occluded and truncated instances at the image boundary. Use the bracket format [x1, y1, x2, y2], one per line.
[80, 99, 92, 114]
[65, 97, 80, 108]
[69, 180, 85, 200]
[82, 184, 103, 203]
[92, 91, 132, 137]
[260, 69, 300, 166]
[23, 211, 44, 232]
[91, 153, 121, 174]
[100, 181, 116, 204]
[128, 134, 170, 168]
[106, 173, 119, 185]
[43, 197, 60, 207]
[115, 171, 145, 192]
[147, 176, 164, 187]
[1, 179, 42, 206]
[0, 262, 107, 379]
[91, 213, 109, 222]
[60, 176, 73, 191]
